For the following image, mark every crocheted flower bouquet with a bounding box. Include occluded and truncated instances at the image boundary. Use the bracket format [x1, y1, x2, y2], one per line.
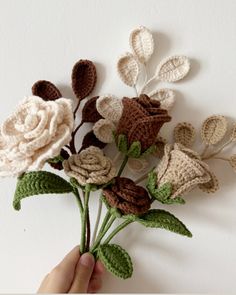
[1, 26, 236, 280]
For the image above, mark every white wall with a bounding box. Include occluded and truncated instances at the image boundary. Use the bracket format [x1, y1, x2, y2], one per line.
[0, 0, 236, 293]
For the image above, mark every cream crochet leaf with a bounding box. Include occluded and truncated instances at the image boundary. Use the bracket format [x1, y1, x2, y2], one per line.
[117, 53, 140, 87]
[129, 26, 154, 64]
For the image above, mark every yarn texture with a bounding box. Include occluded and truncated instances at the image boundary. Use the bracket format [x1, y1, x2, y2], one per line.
[63, 146, 116, 186]
[0, 96, 73, 177]
[103, 177, 151, 215]
[116, 94, 171, 151]
[155, 143, 219, 198]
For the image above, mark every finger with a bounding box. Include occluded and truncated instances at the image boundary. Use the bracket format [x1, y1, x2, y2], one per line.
[87, 261, 105, 293]
[38, 246, 80, 293]
[94, 260, 105, 275]
[87, 276, 103, 293]
[69, 252, 95, 293]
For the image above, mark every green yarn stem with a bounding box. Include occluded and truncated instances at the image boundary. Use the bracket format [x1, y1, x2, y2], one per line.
[80, 184, 91, 254]
[92, 197, 103, 244]
[103, 220, 133, 245]
[90, 212, 115, 253]
[72, 188, 83, 215]
[117, 155, 129, 177]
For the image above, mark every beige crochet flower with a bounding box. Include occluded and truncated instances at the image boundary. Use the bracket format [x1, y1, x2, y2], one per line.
[0, 96, 74, 177]
[155, 143, 219, 198]
[63, 146, 116, 186]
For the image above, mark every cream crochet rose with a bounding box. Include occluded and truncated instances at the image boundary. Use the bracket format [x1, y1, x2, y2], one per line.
[0, 96, 74, 177]
[63, 146, 116, 186]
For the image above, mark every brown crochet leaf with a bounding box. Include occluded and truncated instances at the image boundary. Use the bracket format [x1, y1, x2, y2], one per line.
[229, 155, 236, 172]
[72, 60, 97, 100]
[174, 122, 195, 148]
[79, 130, 106, 153]
[32, 80, 62, 101]
[230, 123, 236, 142]
[201, 115, 228, 145]
[82, 96, 103, 123]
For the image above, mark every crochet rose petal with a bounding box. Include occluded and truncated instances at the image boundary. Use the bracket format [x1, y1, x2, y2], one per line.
[0, 96, 73, 176]
[128, 115, 171, 152]
[32, 80, 62, 101]
[72, 60, 97, 100]
[103, 177, 151, 215]
[63, 146, 116, 186]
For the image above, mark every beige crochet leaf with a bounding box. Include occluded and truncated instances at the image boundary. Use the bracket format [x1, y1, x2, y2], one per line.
[230, 123, 236, 142]
[201, 115, 228, 145]
[174, 122, 196, 148]
[129, 26, 154, 64]
[93, 119, 115, 143]
[96, 95, 123, 123]
[156, 56, 190, 82]
[153, 135, 167, 158]
[127, 158, 149, 174]
[117, 53, 140, 86]
[149, 88, 175, 111]
[229, 155, 236, 172]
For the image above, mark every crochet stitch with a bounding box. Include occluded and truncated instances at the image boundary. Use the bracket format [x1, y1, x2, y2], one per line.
[63, 146, 116, 186]
[32, 80, 62, 101]
[72, 59, 97, 100]
[116, 95, 171, 151]
[0, 96, 73, 176]
[155, 143, 218, 198]
[4, 26, 229, 284]
[103, 177, 151, 215]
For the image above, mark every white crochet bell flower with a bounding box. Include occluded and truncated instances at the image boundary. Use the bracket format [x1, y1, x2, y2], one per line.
[0, 96, 74, 177]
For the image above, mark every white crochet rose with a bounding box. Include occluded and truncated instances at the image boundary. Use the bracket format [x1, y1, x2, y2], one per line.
[63, 146, 116, 186]
[0, 96, 74, 177]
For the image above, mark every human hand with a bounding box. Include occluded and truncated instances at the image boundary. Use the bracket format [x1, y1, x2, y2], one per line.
[37, 246, 105, 293]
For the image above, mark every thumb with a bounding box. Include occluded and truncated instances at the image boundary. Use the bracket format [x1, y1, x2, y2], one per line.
[69, 252, 95, 293]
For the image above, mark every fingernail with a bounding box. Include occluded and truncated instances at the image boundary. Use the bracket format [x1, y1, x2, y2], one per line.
[80, 253, 95, 267]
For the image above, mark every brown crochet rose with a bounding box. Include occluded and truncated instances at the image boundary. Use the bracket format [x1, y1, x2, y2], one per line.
[116, 94, 171, 152]
[103, 177, 151, 215]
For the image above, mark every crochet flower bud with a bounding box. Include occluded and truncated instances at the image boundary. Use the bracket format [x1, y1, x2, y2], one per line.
[116, 94, 171, 152]
[155, 143, 219, 198]
[63, 146, 116, 186]
[0, 96, 73, 177]
[103, 177, 151, 215]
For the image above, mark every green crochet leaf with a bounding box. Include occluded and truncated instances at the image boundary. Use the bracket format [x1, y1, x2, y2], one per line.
[117, 134, 128, 153]
[146, 171, 185, 205]
[162, 196, 186, 205]
[141, 144, 157, 157]
[97, 244, 133, 279]
[136, 209, 192, 237]
[146, 170, 157, 195]
[47, 155, 64, 164]
[127, 141, 141, 158]
[13, 171, 73, 210]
